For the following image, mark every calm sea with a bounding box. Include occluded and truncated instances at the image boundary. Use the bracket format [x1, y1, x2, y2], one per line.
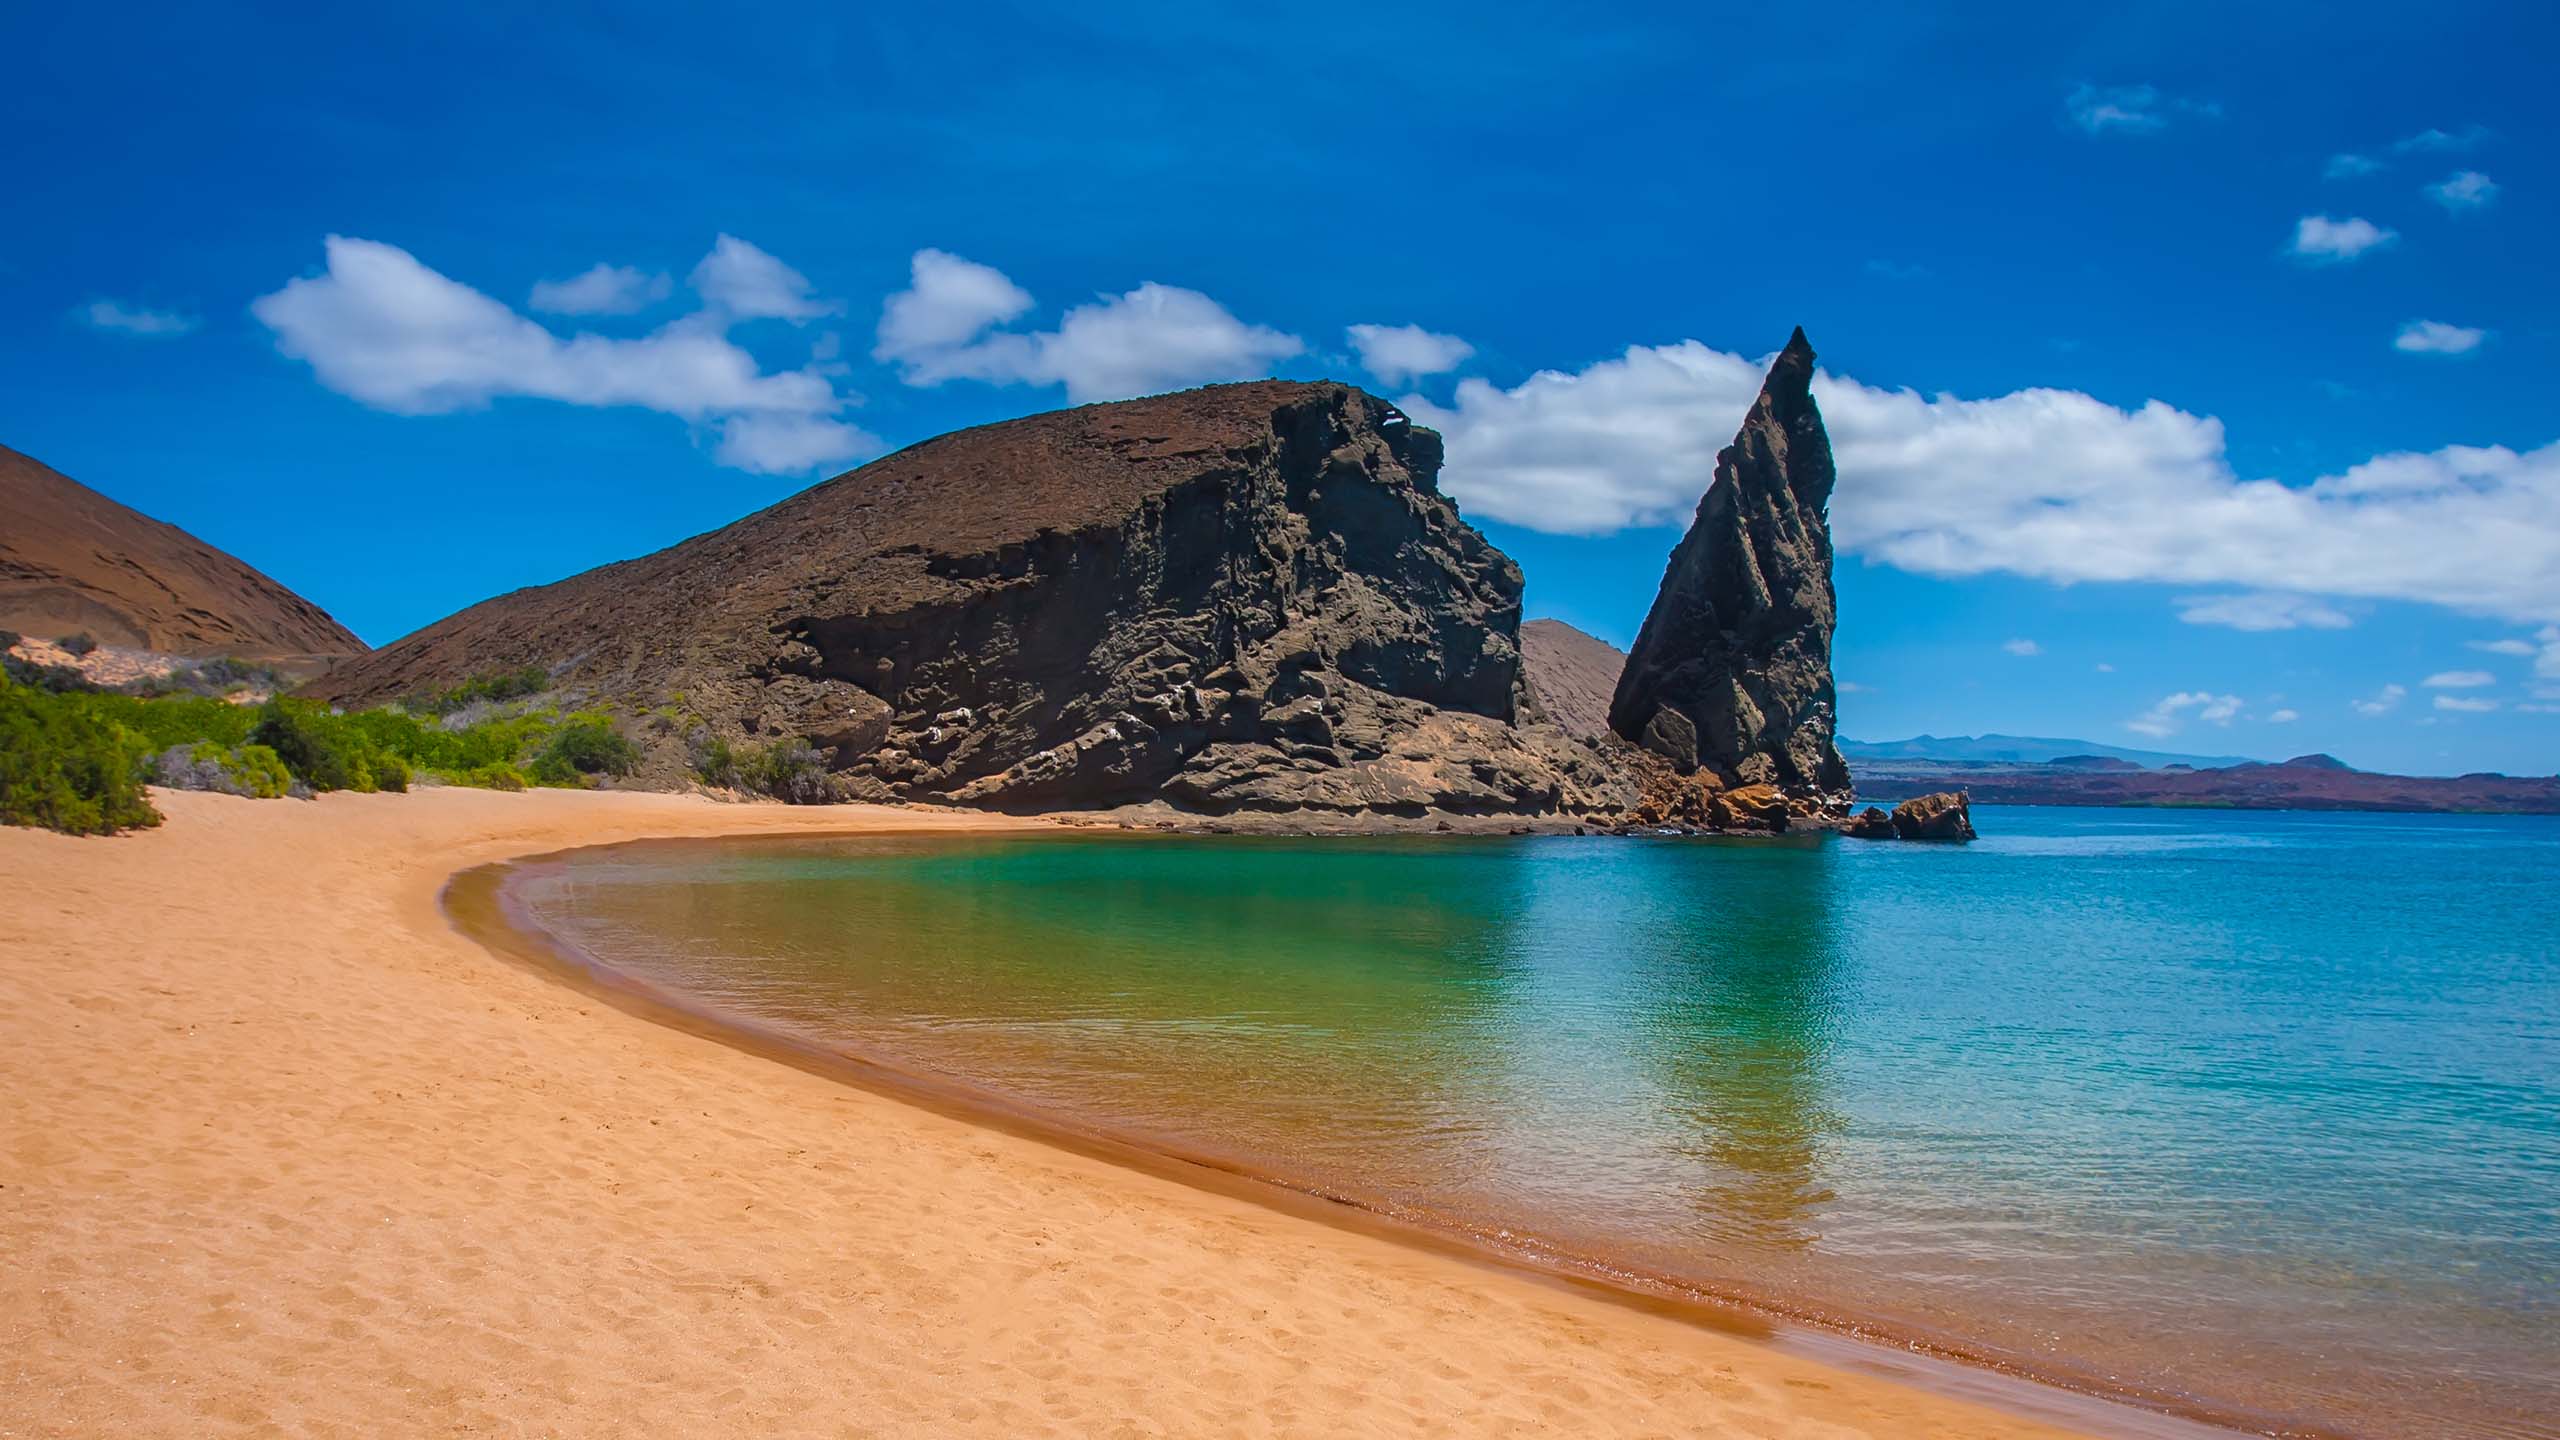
[505, 807, 2560, 1439]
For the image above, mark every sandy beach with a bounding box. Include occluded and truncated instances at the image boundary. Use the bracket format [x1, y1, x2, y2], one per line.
[1, 787, 2120, 1438]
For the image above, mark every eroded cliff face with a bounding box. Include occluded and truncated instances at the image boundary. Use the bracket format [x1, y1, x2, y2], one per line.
[1606, 329, 1852, 810]
[310, 382, 1618, 818]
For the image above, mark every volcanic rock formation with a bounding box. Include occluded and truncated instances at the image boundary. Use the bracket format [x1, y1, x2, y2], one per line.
[0, 444, 363, 661]
[1606, 329, 1852, 812]
[309, 382, 1618, 818]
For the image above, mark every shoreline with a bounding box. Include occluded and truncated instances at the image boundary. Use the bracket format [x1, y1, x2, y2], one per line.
[472, 830, 2299, 1440]
[5, 787, 2220, 1437]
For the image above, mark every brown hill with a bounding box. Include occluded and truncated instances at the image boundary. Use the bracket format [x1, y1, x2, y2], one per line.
[1851, 755, 2560, 814]
[0, 444, 363, 660]
[1519, 619, 1625, 742]
[309, 382, 1623, 818]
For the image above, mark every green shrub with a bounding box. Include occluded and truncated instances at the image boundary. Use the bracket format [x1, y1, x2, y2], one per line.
[0, 629, 19, 650]
[0, 673, 160, 834]
[744, 737, 837, 804]
[453, 761, 529, 792]
[529, 713, 638, 787]
[3, 654, 93, 692]
[57, 633, 98, 658]
[413, 665, 550, 716]
[248, 697, 379, 792]
[153, 740, 294, 799]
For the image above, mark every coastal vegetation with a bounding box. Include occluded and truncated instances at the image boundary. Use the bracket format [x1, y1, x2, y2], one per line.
[0, 662, 648, 835]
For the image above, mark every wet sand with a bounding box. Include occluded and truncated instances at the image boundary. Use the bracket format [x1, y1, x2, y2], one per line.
[2, 787, 2134, 1437]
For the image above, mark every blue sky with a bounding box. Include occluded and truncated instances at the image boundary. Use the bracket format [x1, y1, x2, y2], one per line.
[3, 1, 2553, 775]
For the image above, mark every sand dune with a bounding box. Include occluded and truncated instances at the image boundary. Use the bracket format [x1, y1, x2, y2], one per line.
[1, 788, 2123, 1437]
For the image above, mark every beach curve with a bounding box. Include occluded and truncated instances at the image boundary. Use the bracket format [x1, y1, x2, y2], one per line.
[6, 786, 2181, 1437]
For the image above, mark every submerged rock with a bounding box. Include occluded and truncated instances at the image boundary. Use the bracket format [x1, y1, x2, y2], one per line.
[1889, 791, 1975, 842]
[1606, 329, 1851, 815]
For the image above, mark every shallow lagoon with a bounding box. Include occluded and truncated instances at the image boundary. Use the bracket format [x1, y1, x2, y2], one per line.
[511, 806, 2560, 1439]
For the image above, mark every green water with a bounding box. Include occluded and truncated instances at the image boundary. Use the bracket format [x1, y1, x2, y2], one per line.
[510, 807, 2560, 1439]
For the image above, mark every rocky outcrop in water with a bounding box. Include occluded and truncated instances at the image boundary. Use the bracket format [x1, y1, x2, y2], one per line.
[1889, 792, 1975, 841]
[308, 382, 1619, 820]
[1606, 329, 1851, 815]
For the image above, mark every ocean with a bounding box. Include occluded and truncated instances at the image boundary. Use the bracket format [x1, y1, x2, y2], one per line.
[503, 807, 2560, 1439]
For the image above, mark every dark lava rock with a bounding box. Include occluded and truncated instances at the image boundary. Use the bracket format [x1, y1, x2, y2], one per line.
[1606, 329, 1852, 812]
[1518, 618, 1626, 742]
[306, 382, 1618, 819]
[1889, 791, 1975, 842]
[1842, 806, 1896, 839]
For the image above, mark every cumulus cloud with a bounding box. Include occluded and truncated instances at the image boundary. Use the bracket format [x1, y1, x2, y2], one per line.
[1406, 339, 2560, 632]
[78, 299, 198, 337]
[874, 249, 1033, 362]
[2065, 84, 2218, 135]
[2351, 683, 2408, 716]
[253, 236, 876, 475]
[2002, 638, 2042, 656]
[2435, 695, 2498, 713]
[2127, 690, 2243, 737]
[2269, 708, 2301, 723]
[2423, 669, 2495, 689]
[1346, 323, 1475, 387]
[2177, 592, 2352, 631]
[2289, 215, 2397, 263]
[2395, 320, 2486, 356]
[529, 263, 672, 315]
[2427, 170, 2499, 212]
[2324, 153, 2383, 180]
[873, 250, 1301, 404]
[2469, 638, 2537, 656]
[689, 234, 837, 322]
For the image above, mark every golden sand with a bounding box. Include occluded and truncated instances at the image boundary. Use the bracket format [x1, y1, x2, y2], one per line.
[1, 787, 2117, 1437]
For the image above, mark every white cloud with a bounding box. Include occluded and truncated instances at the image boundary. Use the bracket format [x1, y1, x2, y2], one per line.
[1346, 323, 1475, 387]
[2324, 153, 2383, 180]
[1407, 339, 2560, 631]
[713, 413, 879, 475]
[2427, 170, 2499, 211]
[2065, 84, 2218, 136]
[2392, 126, 2490, 154]
[253, 236, 876, 475]
[2351, 683, 2408, 716]
[2469, 638, 2536, 656]
[2127, 690, 2243, 737]
[874, 249, 1033, 361]
[529, 263, 672, 315]
[2423, 669, 2495, 689]
[1837, 679, 1870, 693]
[2177, 592, 2352, 631]
[78, 299, 198, 337]
[2002, 638, 2041, 656]
[874, 250, 1300, 403]
[2289, 215, 2397, 263]
[2435, 695, 2498, 713]
[2395, 320, 2486, 356]
[2095, 662, 2115, 673]
[2269, 708, 2301, 723]
[689, 234, 837, 323]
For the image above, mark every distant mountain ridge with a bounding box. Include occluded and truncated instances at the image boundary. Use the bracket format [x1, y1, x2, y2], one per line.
[1, 443, 363, 660]
[1841, 733, 2257, 770]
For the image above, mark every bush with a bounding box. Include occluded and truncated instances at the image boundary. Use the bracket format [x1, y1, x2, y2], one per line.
[0, 629, 19, 651]
[413, 665, 550, 716]
[57, 633, 98, 658]
[452, 761, 529, 792]
[248, 697, 379, 792]
[153, 740, 294, 799]
[529, 713, 639, 786]
[747, 737, 838, 804]
[3, 653, 93, 692]
[0, 673, 161, 834]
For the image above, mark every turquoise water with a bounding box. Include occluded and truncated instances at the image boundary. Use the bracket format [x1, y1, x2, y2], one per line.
[510, 807, 2560, 1439]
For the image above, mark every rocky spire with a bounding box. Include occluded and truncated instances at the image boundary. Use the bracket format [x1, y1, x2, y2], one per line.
[1606, 328, 1852, 804]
